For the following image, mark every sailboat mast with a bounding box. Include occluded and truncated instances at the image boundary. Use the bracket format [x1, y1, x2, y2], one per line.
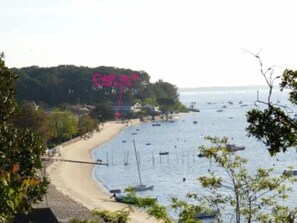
[133, 139, 142, 185]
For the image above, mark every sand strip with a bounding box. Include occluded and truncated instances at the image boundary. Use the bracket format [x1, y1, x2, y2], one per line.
[47, 121, 159, 223]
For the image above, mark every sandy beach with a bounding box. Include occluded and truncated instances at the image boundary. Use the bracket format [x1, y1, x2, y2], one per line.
[47, 120, 159, 223]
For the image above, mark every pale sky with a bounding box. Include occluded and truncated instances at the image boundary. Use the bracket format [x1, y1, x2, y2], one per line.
[1, 0, 297, 88]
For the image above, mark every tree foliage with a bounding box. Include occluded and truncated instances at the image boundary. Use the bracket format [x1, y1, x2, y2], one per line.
[0, 164, 41, 223]
[123, 189, 172, 223]
[0, 53, 17, 123]
[49, 109, 78, 143]
[13, 65, 187, 123]
[195, 136, 297, 223]
[91, 103, 114, 122]
[0, 54, 48, 222]
[92, 209, 131, 223]
[12, 101, 53, 144]
[246, 52, 297, 155]
[246, 107, 297, 154]
[78, 114, 98, 139]
[13, 66, 185, 116]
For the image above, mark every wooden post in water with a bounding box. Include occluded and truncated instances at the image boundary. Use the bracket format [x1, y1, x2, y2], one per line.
[111, 150, 114, 165]
[182, 150, 184, 164]
[124, 152, 128, 166]
[106, 152, 109, 165]
[152, 152, 155, 166]
[137, 151, 141, 166]
[133, 139, 143, 186]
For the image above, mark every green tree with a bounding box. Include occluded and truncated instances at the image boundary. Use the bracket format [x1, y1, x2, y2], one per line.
[174, 101, 189, 113]
[153, 80, 179, 101]
[14, 66, 185, 110]
[91, 103, 115, 122]
[49, 109, 78, 143]
[246, 52, 297, 155]
[0, 53, 48, 222]
[12, 101, 53, 144]
[78, 114, 98, 139]
[0, 164, 41, 223]
[194, 136, 297, 223]
[157, 98, 176, 116]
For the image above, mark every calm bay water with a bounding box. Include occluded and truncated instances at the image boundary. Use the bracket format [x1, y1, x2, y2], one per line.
[92, 86, 297, 221]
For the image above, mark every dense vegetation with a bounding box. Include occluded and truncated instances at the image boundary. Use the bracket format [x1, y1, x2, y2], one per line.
[9, 65, 188, 146]
[12, 65, 183, 111]
[246, 53, 297, 155]
[0, 54, 48, 222]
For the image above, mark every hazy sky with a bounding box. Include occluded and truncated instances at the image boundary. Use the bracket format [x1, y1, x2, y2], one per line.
[1, 0, 297, 87]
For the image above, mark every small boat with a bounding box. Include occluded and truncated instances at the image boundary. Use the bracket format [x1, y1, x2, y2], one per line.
[195, 210, 218, 219]
[152, 123, 161, 126]
[226, 144, 245, 152]
[145, 143, 151, 145]
[178, 209, 218, 222]
[283, 170, 297, 176]
[130, 184, 154, 192]
[127, 140, 154, 192]
[193, 121, 198, 124]
[110, 193, 137, 204]
[159, 152, 169, 155]
[197, 153, 205, 158]
[110, 188, 157, 204]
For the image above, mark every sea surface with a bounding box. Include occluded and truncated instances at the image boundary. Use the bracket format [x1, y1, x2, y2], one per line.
[92, 86, 297, 222]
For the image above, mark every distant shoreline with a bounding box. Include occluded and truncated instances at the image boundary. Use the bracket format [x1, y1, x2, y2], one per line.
[179, 85, 271, 92]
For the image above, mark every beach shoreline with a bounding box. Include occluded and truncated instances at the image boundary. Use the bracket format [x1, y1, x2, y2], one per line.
[47, 120, 159, 223]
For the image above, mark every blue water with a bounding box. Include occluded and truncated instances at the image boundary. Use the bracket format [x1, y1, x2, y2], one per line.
[92, 87, 297, 221]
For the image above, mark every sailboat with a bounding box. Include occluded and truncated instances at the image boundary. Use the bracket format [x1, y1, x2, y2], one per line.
[127, 140, 154, 192]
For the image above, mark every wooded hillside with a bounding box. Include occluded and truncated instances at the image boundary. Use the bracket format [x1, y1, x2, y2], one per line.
[12, 65, 180, 108]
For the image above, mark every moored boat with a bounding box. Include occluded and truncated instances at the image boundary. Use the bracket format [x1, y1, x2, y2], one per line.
[226, 144, 245, 152]
[195, 210, 219, 219]
[110, 193, 137, 204]
[130, 184, 154, 192]
[126, 140, 154, 192]
[152, 123, 161, 126]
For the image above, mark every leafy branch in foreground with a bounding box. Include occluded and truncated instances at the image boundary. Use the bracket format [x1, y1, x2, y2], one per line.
[124, 188, 172, 223]
[245, 51, 297, 155]
[0, 53, 49, 222]
[194, 136, 297, 223]
[92, 208, 131, 223]
[0, 164, 41, 223]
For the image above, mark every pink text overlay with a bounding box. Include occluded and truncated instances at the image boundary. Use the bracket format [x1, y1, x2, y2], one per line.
[92, 73, 139, 88]
[92, 73, 139, 119]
